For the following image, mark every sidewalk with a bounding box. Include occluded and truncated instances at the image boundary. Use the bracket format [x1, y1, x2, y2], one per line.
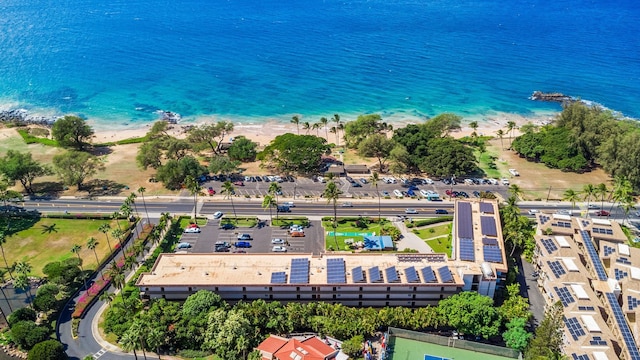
[393, 218, 434, 253]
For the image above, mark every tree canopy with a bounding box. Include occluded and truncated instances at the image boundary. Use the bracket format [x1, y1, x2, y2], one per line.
[208, 155, 241, 176]
[155, 156, 207, 190]
[28, 340, 67, 360]
[52, 150, 105, 190]
[343, 114, 392, 149]
[186, 121, 234, 155]
[258, 134, 329, 174]
[227, 136, 258, 162]
[0, 151, 52, 194]
[51, 115, 94, 150]
[437, 291, 501, 339]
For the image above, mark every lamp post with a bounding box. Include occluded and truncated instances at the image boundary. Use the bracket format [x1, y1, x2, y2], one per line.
[293, 183, 297, 200]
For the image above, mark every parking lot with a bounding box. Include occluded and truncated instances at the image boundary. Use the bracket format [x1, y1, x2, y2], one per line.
[176, 218, 326, 255]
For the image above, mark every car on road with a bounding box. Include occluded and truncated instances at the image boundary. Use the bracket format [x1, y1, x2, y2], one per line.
[557, 209, 572, 216]
[435, 209, 448, 214]
[184, 227, 201, 233]
[277, 205, 291, 212]
[528, 209, 539, 215]
[282, 201, 295, 207]
[341, 202, 353, 207]
[272, 246, 287, 252]
[213, 211, 223, 219]
[176, 242, 192, 249]
[405, 208, 418, 214]
[234, 241, 252, 248]
[220, 223, 235, 230]
[587, 204, 599, 209]
[271, 238, 285, 244]
[237, 233, 252, 240]
[595, 210, 610, 216]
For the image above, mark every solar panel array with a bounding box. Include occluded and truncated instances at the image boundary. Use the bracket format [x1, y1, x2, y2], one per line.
[616, 257, 632, 265]
[421, 266, 437, 283]
[547, 260, 566, 278]
[615, 269, 629, 280]
[369, 266, 382, 283]
[271, 271, 287, 284]
[479, 202, 494, 214]
[605, 292, 640, 360]
[482, 237, 498, 246]
[554, 286, 575, 307]
[541, 238, 558, 254]
[438, 266, 453, 283]
[593, 227, 613, 235]
[581, 220, 590, 228]
[326, 258, 346, 284]
[628, 296, 640, 311]
[539, 215, 550, 225]
[554, 221, 572, 228]
[604, 245, 615, 257]
[589, 336, 607, 346]
[459, 238, 475, 261]
[405, 266, 420, 283]
[578, 306, 595, 311]
[385, 266, 399, 282]
[579, 230, 608, 281]
[564, 316, 586, 341]
[352, 266, 365, 283]
[457, 202, 474, 239]
[572, 354, 590, 360]
[289, 258, 310, 284]
[480, 216, 498, 236]
[483, 246, 503, 263]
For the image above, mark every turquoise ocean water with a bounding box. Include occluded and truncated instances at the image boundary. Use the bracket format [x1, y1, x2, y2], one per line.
[0, 0, 638, 129]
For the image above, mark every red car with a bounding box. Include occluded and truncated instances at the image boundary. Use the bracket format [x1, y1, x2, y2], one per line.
[595, 210, 610, 216]
[207, 187, 216, 195]
[233, 181, 244, 186]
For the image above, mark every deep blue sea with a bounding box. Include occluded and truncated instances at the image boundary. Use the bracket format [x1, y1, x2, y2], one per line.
[0, 0, 638, 129]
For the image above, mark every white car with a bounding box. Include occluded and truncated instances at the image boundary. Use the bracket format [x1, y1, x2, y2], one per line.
[271, 238, 285, 244]
[184, 227, 201, 233]
[272, 246, 287, 252]
[213, 211, 223, 219]
[393, 189, 404, 198]
[528, 209, 539, 215]
[501, 178, 510, 185]
[176, 242, 192, 249]
[636, 211, 640, 217]
[419, 189, 430, 198]
[508, 168, 520, 176]
[587, 204, 599, 209]
[341, 202, 353, 207]
[405, 208, 418, 214]
[317, 176, 326, 183]
[289, 225, 304, 233]
[488, 178, 499, 185]
[423, 178, 434, 185]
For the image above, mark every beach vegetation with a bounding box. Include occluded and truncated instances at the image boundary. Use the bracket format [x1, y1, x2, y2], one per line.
[164, 137, 192, 160]
[155, 155, 207, 190]
[208, 155, 241, 176]
[257, 133, 329, 174]
[16, 128, 59, 147]
[186, 121, 234, 155]
[343, 113, 393, 149]
[227, 136, 258, 162]
[136, 141, 163, 169]
[0, 150, 53, 194]
[51, 115, 94, 150]
[357, 134, 395, 172]
[52, 150, 105, 190]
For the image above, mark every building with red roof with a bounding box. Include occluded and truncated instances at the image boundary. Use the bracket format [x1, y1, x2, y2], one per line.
[256, 334, 346, 360]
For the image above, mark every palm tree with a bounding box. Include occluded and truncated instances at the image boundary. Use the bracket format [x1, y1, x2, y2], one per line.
[562, 189, 580, 211]
[0, 269, 13, 315]
[222, 181, 237, 222]
[302, 122, 311, 135]
[332, 114, 342, 146]
[582, 184, 596, 217]
[87, 237, 103, 280]
[610, 176, 633, 216]
[127, 193, 140, 222]
[99, 223, 113, 253]
[268, 182, 283, 222]
[291, 115, 301, 135]
[124, 255, 137, 272]
[121, 201, 139, 241]
[14, 274, 33, 309]
[469, 121, 478, 137]
[508, 184, 524, 202]
[129, 319, 149, 360]
[595, 183, 609, 211]
[320, 117, 329, 140]
[119, 329, 140, 360]
[184, 175, 201, 221]
[99, 291, 114, 306]
[261, 195, 277, 225]
[138, 187, 150, 223]
[312, 122, 321, 137]
[0, 232, 13, 280]
[322, 181, 342, 251]
[71, 244, 87, 289]
[112, 211, 123, 232]
[107, 262, 127, 308]
[496, 129, 505, 150]
[506, 121, 516, 149]
[369, 172, 381, 222]
[620, 198, 636, 225]
[146, 327, 165, 359]
[112, 228, 125, 250]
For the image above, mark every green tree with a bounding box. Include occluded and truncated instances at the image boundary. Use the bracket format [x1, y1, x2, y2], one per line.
[438, 291, 501, 339]
[525, 302, 563, 360]
[320, 117, 329, 140]
[0, 151, 52, 193]
[184, 175, 201, 220]
[562, 189, 580, 211]
[203, 309, 254, 359]
[261, 194, 276, 224]
[87, 237, 103, 280]
[51, 115, 94, 150]
[163, 137, 191, 161]
[227, 136, 258, 162]
[0, 232, 14, 280]
[136, 142, 163, 170]
[7, 307, 36, 326]
[357, 134, 395, 172]
[322, 181, 342, 251]
[15, 262, 34, 307]
[331, 114, 342, 146]
[499, 283, 532, 322]
[582, 184, 596, 216]
[222, 181, 237, 221]
[155, 156, 207, 190]
[469, 121, 478, 137]
[186, 121, 234, 155]
[182, 290, 224, 318]
[419, 137, 477, 176]
[341, 335, 364, 357]
[502, 318, 531, 352]
[506, 120, 517, 149]
[10, 321, 50, 350]
[302, 121, 311, 135]
[344, 114, 392, 149]
[496, 129, 505, 150]
[137, 187, 150, 222]
[369, 172, 381, 222]
[258, 133, 329, 174]
[208, 155, 241, 177]
[595, 183, 609, 212]
[291, 115, 301, 135]
[27, 340, 68, 360]
[425, 113, 462, 137]
[53, 150, 105, 190]
[71, 244, 87, 289]
[268, 182, 282, 220]
[98, 223, 113, 253]
[119, 328, 140, 359]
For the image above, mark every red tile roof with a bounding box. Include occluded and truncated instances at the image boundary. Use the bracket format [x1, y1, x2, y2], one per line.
[273, 337, 336, 360]
[301, 337, 336, 355]
[256, 335, 289, 355]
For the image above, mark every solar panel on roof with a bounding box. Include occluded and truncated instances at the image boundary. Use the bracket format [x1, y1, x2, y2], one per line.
[405, 267, 420, 283]
[589, 336, 607, 346]
[326, 258, 346, 284]
[483, 246, 503, 263]
[385, 266, 399, 283]
[271, 271, 287, 284]
[579, 230, 608, 281]
[352, 266, 364, 283]
[617, 257, 632, 265]
[289, 258, 310, 284]
[604, 245, 615, 257]
[369, 266, 382, 283]
[459, 238, 475, 261]
[479, 202, 494, 214]
[480, 216, 497, 237]
[539, 215, 550, 225]
[540, 238, 558, 254]
[628, 296, 639, 311]
[572, 354, 590, 360]
[457, 202, 474, 240]
[564, 317, 586, 341]
[554, 286, 575, 307]
[482, 237, 498, 246]
[421, 266, 436, 282]
[578, 306, 595, 311]
[437, 266, 453, 283]
[605, 292, 640, 360]
[547, 260, 566, 278]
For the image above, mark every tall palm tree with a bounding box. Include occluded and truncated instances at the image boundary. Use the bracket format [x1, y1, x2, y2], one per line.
[0, 269, 13, 314]
[562, 189, 580, 211]
[137, 187, 150, 223]
[508, 184, 524, 202]
[119, 329, 140, 360]
[99, 223, 113, 253]
[609, 176, 633, 216]
[332, 114, 342, 146]
[112, 228, 125, 250]
[130, 319, 149, 360]
[620, 198, 636, 225]
[302, 122, 311, 135]
[291, 115, 300, 135]
[595, 183, 609, 211]
[330, 126, 338, 146]
[107, 262, 127, 308]
[127, 193, 140, 223]
[581, 184, 596, 217]
[87, 237, 103, 280]
[99, 291, 114, 306]
[121, 201, 139, 241]
[320, 117, 329, 140]
[14, 274, 33, 309]
[369, 172, 381, 222]
[222, 181, 237, 222]
[312, 122, 321, 137]
[146, 327, 165, 359]
[496, 129, 505, 150]
[0, 232, 13, 280]
[71, 244, 87, 289]
[322, 181, 342, 251]
[469, 121, 478, 137]
[268, 182, 282, 221]
[184, 175, 201, 221]
[506, 121, 516, 149]
[112, 211, 123, 232]
[261, 195, 277, 225]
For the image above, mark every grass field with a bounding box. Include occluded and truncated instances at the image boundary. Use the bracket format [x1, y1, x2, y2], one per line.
[5, 218, 129, 276]
[388, 336, 515, 360]
[322, 218, 391, 251]
[412, 224, 451, 240]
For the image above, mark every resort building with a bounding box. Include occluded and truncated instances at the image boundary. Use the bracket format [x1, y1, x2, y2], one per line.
[255, 334, 347, 360]
[532, 213, 640, 360]
[136, 200, 508, 306]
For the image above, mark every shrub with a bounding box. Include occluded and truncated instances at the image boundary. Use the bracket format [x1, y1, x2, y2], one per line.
[28, 340, 67, 360]
[10, 321, 50, 350]
[413, 216, 453, 227]
[8, 307, 36, 326]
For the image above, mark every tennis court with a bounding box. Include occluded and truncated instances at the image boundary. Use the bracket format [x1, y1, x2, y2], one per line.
[387, 336, 515, 360]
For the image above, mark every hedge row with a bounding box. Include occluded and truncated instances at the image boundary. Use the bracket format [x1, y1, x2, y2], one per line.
[406, 216, 453, 228]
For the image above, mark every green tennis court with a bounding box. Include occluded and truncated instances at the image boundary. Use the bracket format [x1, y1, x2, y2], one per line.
[388, 337, 515, 360]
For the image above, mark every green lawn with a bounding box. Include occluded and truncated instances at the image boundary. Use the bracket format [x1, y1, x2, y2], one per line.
[322, 218, 392, 251]
[412, 223, 451, 240]
[272, 217, 309, 227]
[221, 217, 258, 227]
[475, 147, 502, 179]
[426, 238, 452, 257]
[4, 218, 129, 276]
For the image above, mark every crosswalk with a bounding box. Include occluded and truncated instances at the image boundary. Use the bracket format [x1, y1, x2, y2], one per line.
[93, 348, 106, 359]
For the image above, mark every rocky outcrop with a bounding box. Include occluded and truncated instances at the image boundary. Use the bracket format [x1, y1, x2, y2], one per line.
[530, 91, 575, 103]
[0, 109, 57, 127]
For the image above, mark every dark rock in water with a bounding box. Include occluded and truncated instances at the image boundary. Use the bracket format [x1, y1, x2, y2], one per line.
[158, 110, 181, 124]
[530, 91, 575, 103]
[0, 109, 58, 127]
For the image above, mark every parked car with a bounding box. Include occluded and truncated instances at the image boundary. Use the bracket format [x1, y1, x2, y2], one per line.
[213, 211, 223, 219]
[435, 209, 448, 214]
[176, 242, 192, 249]
[596, 210, 610, 216]
[405, 208, 418, 214]
[290, 231, 305, 237]
[381, 191, 390, 197]
[233, 181, 244, 186]
[271, 238, 285, 244]
[215, 241, 231, 248]
[393, 189, 404, 198]
[184, 227, 200, 233]
[351, 182, 362, 187]
[207, 187, 215, 195]
[215, 246, 230, 252]
[234, 241, 252, 248]
[237, 233, 252, 240]
[272, 246, 287, 252]
[220, 223, 235, 230]
[359, 178, 368, 184]
[472, 191, 480, 197]
[289, 225, 304, 233]
[501, 178, 510, 185]
[423, 178, 434, 184]
[508, 168, 520, 176]
[488, 178, 499, 185]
